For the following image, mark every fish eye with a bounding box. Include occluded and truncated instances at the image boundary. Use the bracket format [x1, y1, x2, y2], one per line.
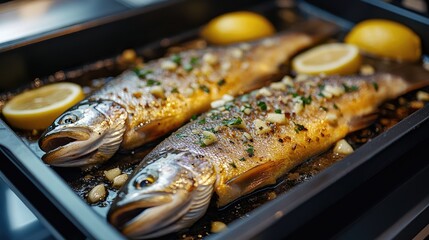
[135, 175, 155, 189]
[58, 114, 79, 125]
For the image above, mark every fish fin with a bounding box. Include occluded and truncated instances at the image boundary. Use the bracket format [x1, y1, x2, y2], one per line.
[130, 117, 177, 147]
[287, 18, 340, 43]
[224, 161, 278, 202]
[348, 111, 379, 132]
[367, 58, 429, 93]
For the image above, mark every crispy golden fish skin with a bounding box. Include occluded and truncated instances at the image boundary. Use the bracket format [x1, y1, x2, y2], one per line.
[109, 73, 422, 238]
[39, 19, 338, 167]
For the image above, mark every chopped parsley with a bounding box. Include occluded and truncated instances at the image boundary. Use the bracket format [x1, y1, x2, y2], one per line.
[198, 118, 206, 124]
[294, 122, 307, 133]
[224, 103, 234, 111]
[135, 69, 153, 78]
[171, 87, 179, 93]
[333, 103, 339, 110]
[200, 85, 210, 93]
[222, 117, 242, 126]
[372, 82, 379, 92]
[190, 57, 199, 65]
[146, 79, 161, 86]
[320, 106, 328, 111]
[239, 157, 246, 161]
[257, 101, 267, 111]
[246, 145, 255, 157]
[183, 63, 193, 72]
[343, 83, 359, 93]
[217, 79, 226, 86]
[301, 95, 312, 106]
[275, 109, 282, 114]
[191, 114, 198, 121]
[175, 133, 187, 138]
[170, 54, 182, 65]
[229, 162, 237, 168]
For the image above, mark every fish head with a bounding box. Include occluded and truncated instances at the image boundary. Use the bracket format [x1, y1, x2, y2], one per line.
[39, 99, 127, 167]
[108, 151, 215, 238]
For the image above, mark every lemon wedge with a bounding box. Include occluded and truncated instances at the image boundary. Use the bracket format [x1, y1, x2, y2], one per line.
[292, 43, 361, 75]
[345, 19, 421, 62]
[201, 11, 275, 45]
[2, 82, 84, 130]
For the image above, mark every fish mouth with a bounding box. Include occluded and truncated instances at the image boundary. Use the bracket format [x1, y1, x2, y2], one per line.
[39, 127, 104, 167]
[109, 190, 192, 239]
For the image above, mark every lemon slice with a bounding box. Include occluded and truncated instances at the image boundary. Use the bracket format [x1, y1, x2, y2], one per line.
[2, 82, 84, 130]
[201, 11, 275, 45]
[292, 43, 361, 75]
[345, 19, 421, 62]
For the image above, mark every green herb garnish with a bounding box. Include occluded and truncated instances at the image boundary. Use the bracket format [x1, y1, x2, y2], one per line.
[146, 79, 161, 86]
[257, 101, 267, 111]
[135, 69, 153, 78]
[246, 145, 255, 157]
[229, 162, 237, 168]
[333, 103, 339, 110]
[191, 115, 198, 120]
[217, 79, 226, 86]
[275, 109, 282, 114]
[171, 87, 179, 93]
[183, 63, 193, 72]
[223, 117, 242, 126]
[372, 82, 379, 92]
[200, 85, 210, 93]
[171, 54, 181, 65]
[320, 106, 328, 111]
[198, 118, 206, 124]
[343, 83, 359, 93]
[239, 157, 246, 161]
[301, 95, 312, 106]
[190, 57, 199, 65]
[294, 122, 307, 133]
[175, 133, 187, 138]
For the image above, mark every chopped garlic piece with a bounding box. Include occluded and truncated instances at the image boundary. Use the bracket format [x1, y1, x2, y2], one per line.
[266, 113, 287, 124]
[231, 48, 243, 58]
[222, 94, 234, 102]
[211, 99, 225, 109]
[211, 221, 227, 233]
[243, 108, 251, 115]
[257, 87, 272, 97]
[104, 168, 121, 182]
[112, 174, 128, 188]
[150, 86, 165, 98]
[417, 91, 429, 101]
[334, 139, 354, 155]
[241, 62, 249, 70]
[293, 102, 303, 114]
[253, 119, 271, 134]
[295, 74, 309, 82]
[324, 85, 345, 97]
[270, 82, 287, 91]
[360, 64, 375, 75]
[281, 75, 294, 86]
[202, 131, 218, 146]
[203, 53, 218, 65]
[87, 184, 107, 204]
[325, 113, 338, 124]
[221, 61, 231, 71]
[183, 87, 194, 97]
[201, 64, 213, 75]
[243, 132, 253, 141]
[161, 60, 178, 70]
[262, 38, 275, 47]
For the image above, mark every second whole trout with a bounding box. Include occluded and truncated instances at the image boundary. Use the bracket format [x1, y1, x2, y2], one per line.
[38, 19, 337, 167]
[108, 72, 428, 238]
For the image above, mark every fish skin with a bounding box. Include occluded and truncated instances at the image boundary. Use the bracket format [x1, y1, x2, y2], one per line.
[109, 73, 415, 237]
[39, 19, 338, 167]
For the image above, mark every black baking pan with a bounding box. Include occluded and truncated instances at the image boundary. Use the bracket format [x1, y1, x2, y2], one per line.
[1, 0, 429, 239]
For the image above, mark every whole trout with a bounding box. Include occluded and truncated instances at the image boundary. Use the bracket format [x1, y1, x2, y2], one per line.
[108, 73, 427, 238]
[38, 20, 337, 167]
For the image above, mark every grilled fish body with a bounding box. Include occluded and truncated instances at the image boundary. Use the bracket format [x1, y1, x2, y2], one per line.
[39, 20, 337, 167]
[108, 73, 420, 238]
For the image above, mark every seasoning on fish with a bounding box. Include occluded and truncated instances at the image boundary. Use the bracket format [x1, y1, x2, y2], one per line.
[108, 72, 428, 238]
[38, 19, 338, 167]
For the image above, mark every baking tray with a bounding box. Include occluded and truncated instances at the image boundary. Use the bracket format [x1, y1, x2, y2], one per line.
[1, 0, 429, 239]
